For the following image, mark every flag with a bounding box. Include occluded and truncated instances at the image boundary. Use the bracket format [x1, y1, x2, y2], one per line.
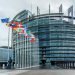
[5, 21, 18, 30]
[26, 30, 32, 37]
[23, 24, 29, 37]
[24, 24, 32, 37]
[10, 23, 16, 27]
[26, 30, 35, 42]
[23, 24, 36, 42]
[24, 24, 28, 28]
[29, 34, 35, 42]
[16, 22, 24, 34]
[6, 23, 10, 27]
[24, 33, 29, 38]
[1, 18, 9, 23]
[17, 23, 23, 28]
[10, 21, 23, 31]
[16, 28, 24, 34]
[30, 37, 35, 42]
[10, 21, 19, 27]
[23, 24, 28, 31]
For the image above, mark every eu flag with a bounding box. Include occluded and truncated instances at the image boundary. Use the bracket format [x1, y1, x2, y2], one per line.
[1, 18, 9, 23]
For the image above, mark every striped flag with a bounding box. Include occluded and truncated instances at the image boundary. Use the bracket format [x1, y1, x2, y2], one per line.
[30, 37, 35, 42]
[17, 28, 24, 34]
[23, 24, 36, 42]
[29, 34, 35, 42]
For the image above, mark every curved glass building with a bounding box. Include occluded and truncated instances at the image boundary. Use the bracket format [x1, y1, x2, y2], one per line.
[12, 10, 39, 69]
[13, 9, 75, 69]
[26, 13, 75, 69]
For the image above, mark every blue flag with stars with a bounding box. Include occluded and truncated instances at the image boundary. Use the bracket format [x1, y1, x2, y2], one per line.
[1, 18, 9, 23]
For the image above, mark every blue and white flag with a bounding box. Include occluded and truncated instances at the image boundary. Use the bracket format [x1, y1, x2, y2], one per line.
[1, 18, 9, 23]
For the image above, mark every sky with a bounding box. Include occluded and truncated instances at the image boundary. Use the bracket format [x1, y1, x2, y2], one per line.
[0, 0, 75, 47]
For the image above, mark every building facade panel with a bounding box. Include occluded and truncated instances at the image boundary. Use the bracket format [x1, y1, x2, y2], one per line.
[13, 10, 75, 69]
[26, 16, 75, 68]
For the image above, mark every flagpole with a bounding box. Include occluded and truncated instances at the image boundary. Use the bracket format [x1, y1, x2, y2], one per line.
[26, 37, 28, 68]
[30, 41, 31, 68]
[25, 37, 26, 69]
[8, 27, 10, 60]
[49, 4, 50, 14]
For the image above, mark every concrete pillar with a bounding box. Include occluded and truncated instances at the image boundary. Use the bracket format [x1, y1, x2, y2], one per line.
[66, 62, 68, 69]
[66, 62, 67, 69]
[70, 62, 71, 69]
[67, 62, 69, 69]
[64, 62, 66, 68]
[65, 62, 66, 69]
[69, 62, 70, 69]
[67, 62, 68, 69]
[62, 62, 64, 68]
[71, 62, 72, 68]
[74, 62, 75, 68]
[63, 63, 65, 69]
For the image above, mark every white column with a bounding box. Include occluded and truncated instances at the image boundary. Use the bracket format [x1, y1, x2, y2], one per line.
[8, 27, 10, 60]
[17, 34, 19, 68]
[23, 36, 24, 68]
[11, 29, 14, 68]
[25, 37, 26, 68]
[15, 33, 18, 68]
[30, 41, 31, 68]
[26, 37, 28, 68]
[27, 38, 29, 67]
[20, 35, 21, 68]
[15, 41, 16, 68]
[22, 37, 24, 68]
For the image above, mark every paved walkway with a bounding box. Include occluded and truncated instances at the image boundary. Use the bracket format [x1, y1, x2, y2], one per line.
[0, 70, 29, 75]
[1, 69, 75, 75]
[18, 70, 75, 75]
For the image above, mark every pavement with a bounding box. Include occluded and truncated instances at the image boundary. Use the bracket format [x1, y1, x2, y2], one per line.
[0, 66, 65, 75]
[1, 69, 75, 75]
[0, 65, 75, 75]
[0, 69, 29, 75]
[18, 70, 75, 75]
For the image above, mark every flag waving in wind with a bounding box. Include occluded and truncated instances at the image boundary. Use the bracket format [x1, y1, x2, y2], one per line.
[1, 17, 36, 43]
[1, 18, 9, 23]
[24, 24, 36, 42]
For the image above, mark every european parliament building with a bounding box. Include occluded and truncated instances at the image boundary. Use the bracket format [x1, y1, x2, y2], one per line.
[12, 5, 75, 69]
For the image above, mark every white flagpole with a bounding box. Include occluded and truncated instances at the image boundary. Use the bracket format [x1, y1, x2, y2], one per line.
[30, 41, 31, 68]
[27, 37, 28, 68]
[8, 27, 10, 60]
[25, 37, 26, 68]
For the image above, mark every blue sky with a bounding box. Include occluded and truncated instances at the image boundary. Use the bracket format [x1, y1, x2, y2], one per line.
[0, 0, 74, 46]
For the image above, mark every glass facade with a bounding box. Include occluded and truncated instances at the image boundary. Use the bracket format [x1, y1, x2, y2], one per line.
[25, 14, 75, 68]
[12, 10, 39, 69]
[13, 10, 75, 69]
[0, 48, 12, 62]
